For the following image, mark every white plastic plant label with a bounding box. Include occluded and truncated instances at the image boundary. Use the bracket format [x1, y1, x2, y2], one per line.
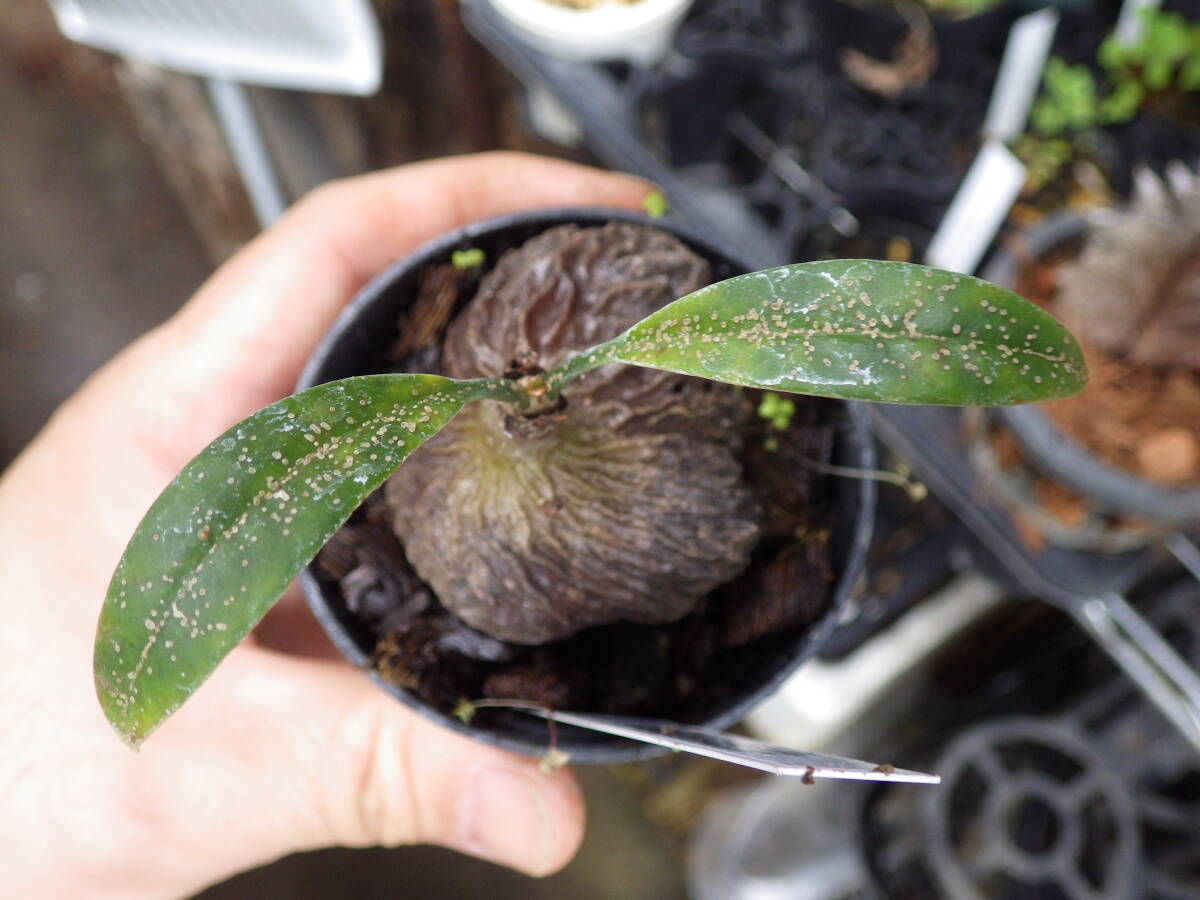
[983, 7, 1061, 143]
[1115, 0, 1163, 44]
[926, 139, 1027, 276]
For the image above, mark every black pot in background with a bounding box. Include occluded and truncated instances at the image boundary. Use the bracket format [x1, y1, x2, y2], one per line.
[785, 0, 1009, 219]
[296, 207, 876, 763]
[674, 0, 808, 64]
[983, 213, 1200, 525]
[1107, 114, 1200, 198]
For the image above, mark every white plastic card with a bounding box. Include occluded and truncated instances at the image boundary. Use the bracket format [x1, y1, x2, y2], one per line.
[983, 7, 1061, 143]
[926, 139, 1027, 275]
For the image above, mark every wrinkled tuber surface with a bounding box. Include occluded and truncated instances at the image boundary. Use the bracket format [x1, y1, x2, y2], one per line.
[344, 399, 835, 717]
[385, 224, 762, 643]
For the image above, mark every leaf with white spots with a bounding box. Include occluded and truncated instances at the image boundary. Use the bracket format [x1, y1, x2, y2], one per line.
[97, 259, 1088, 749]
[585, 260, 1087, 406]
[95, 373, 514, 747]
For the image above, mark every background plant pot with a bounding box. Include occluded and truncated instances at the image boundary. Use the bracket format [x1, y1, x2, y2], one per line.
[983, 213, 1200, 525]
[489, 0, 695, 64]
[296, 206, 875, 763]
[673, 0, 808, 64]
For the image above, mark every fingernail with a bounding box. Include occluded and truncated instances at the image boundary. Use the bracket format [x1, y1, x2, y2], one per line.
[457, 766, 554, 874]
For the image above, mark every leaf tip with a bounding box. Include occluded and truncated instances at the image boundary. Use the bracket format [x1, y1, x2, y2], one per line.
[114, 725, 146, 753]
[94, 689, 149, 751]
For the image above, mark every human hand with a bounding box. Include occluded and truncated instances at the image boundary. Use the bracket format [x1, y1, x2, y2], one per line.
[0, 153, 652, 899]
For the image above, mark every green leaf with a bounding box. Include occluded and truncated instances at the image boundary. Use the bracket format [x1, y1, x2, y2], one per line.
[1180, 52, 1200, 90]
[1097, 34, 1128, 71]
[1144, 56, 1175, 91]
[1181, 54, 1200, 90]
[589, 260, 1087, 406]
[95, 373, 510, 747]
[1098, 77, 1144, 123]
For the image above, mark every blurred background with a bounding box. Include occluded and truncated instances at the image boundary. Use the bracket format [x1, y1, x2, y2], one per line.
[4, 0, 1200, 897]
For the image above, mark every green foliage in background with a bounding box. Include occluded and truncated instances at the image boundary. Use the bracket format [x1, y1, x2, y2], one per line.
[922, 0, 1003, 20]
[1019, 8, 1200, 190]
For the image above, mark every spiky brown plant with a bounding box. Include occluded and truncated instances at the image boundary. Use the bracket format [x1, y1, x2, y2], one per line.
[1056, 164, 1200, 371]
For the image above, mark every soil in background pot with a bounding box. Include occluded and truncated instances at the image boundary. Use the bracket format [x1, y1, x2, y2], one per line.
[804, 0, 1015, 91]
[312, 221, 840, 722]
[1016, 242, 1200, 487]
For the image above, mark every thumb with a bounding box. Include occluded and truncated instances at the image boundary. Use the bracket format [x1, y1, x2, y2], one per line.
[205, 649, 585, 877]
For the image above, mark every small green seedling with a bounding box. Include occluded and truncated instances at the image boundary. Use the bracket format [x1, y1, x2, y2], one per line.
[1098, 8, 1200, 95]
[450, 248, 485, 270]
[95, 258, 1087, 747]
[642, 190, 668, 219]
[453, 699, 477, 724]
[1020, 8, 1200, 188]
[758, 392, 797, 431]
[758, 391, 795, 452]
[1032, 10, 1200, 140]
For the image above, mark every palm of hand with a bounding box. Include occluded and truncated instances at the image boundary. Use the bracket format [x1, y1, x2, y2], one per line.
[0, 154, 650, 899]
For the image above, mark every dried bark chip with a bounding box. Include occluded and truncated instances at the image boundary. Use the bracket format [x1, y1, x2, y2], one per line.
[1136, 428, 1200, 484]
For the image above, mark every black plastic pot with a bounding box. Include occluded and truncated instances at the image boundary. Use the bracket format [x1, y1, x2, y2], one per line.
[1108, 113, 1200, 198]
[983, 213, 1200, 525]
[295, 207, 875, 763]
[803, 77, 987, 218]
[674, 0, 808, 65]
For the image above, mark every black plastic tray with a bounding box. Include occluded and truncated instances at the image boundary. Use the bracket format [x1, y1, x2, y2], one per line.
[868, 404, 1162, 602]
[462, 0, 1003, 267]
[463, 0, 1173, 608]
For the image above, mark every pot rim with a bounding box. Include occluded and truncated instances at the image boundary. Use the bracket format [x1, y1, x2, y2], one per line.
[297, 206, 876, 763]
[983, 212, 1200, 523]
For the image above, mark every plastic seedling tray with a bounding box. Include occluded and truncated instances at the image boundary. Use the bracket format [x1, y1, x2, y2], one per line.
[867, 405, 1160, 601]
[462, 0, 1004, 268]
[463, 0, 1167, 578]
[463, 1, 1196, 701]
[464, 0, 788, 267]
[858, 577, 1200, 897]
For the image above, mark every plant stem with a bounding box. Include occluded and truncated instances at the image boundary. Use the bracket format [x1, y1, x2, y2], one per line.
[797, 456, 928, 501]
